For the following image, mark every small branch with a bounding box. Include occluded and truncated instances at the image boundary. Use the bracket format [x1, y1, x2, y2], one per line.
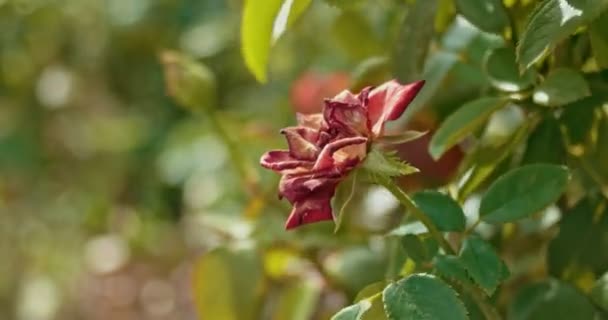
[462, 281, 503, 320]
[378, 176, 502, 320]
[378, 176, 455, 255]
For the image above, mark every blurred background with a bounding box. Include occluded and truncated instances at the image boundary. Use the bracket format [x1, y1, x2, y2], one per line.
[3, 0, 605, 319]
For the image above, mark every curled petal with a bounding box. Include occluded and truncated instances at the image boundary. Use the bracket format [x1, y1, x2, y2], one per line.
[285, 194, 335, 229]
[281, 127, 320, 160]
[368, 80, 425, 136]
[296, 113, 326, 130]
[313, 136, 368, 170]
[260, 150, 312, 173]
[323, 99, 370, 136]
[333, 89, 359, 104]
[278, 172, 339, 203]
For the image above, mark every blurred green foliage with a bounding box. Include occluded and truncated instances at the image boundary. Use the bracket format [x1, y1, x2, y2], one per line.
[1, 0, 608, 319]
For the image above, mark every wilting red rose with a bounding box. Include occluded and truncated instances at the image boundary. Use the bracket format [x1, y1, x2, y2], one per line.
[261, 79, 425, 230]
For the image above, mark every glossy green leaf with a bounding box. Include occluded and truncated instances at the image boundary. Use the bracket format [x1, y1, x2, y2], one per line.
[547, 198, 608, 277]
[241, 0, 311, 82]
[460, 236, 509, 295]
[517, 0, 608, 70]
[241, 0, 283, 83]
[383, 274, 469, 320]
[484, 47, 536, 92]
[590, 272, 608, 312]
[433, 255, 472, 284]
[412, 190, 466, 231]
[193, 248, 263, 320]
[393, 0, 438, 83]
[522, 116, 565, 164]
[401, 234, 439, 263]
[331, 301, 371, 320]
[509, 279, 596, 320]
[479, 164, 569, 224]
[590, 11, 608, 68]
[533, 68, 590, 107]
[455, 0, 509, 34]
[430, 97, 509, 160]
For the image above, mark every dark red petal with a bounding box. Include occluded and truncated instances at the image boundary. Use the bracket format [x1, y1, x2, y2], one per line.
[284, 197, 334, 229]
[368, 80, 425, 136]
[280, 127, 320, 160]
[313, 136, 368, 170]
[278, 173, 339, 203]
[260, 150, 313, 173]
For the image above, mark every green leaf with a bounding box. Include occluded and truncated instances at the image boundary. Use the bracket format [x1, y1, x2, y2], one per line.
[430, 97, 509, 160]
[484, 47, 536, 92]
[383, 274, 469, 320]
[455, 0, 509, 34]
[393, 0, 438, 83]
[590, 272, 608, 312]
[509, 279, 597, 320]
[590, 11, 608, 68]
[193, 248, 263, 320]
[547, 198, 608, 277]
[401, 234, 439, 264]
[241, 0, 311, 82]
[160, 50, 216, 111]
[333, 292, 386, 320]
[434, 255, 472, 284]
[559, 96, 604, 155]
[412, 190, 466, 232]
[331, 301, 371, 320]
[479, 164, 569, 224]
[459, 236, 509, 295]
[532, 68, 591, 107]
[458, 121, 530, 201]
[522, 115, 565, 164]
[376, 131, 428, 146]
[362, 149, 419, 178]
[332, 171, 359, 232]
[517, 0, 608, 70]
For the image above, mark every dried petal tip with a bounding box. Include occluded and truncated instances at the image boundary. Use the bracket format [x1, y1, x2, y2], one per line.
[368, 80, 426, 136]
[284, 201, 334, 229]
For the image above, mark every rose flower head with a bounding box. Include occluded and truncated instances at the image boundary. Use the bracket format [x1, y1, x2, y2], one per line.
[261, 79, 425, 230]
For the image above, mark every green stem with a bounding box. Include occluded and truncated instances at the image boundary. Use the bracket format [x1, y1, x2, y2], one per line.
[379, 176, 502, 320]
[462, 282, 503, 320]
[378, 176, 455, 255]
